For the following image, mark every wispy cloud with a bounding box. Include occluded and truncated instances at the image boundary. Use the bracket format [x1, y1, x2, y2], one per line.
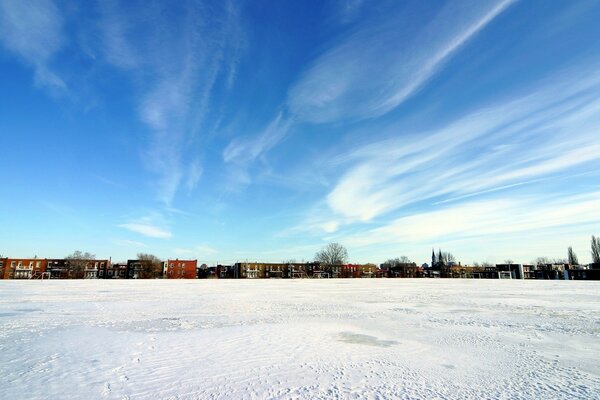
[118, 213, 172, 239]
[119, 223, 171, 239]
[222, 112, 293, 190]
[287, 0, 515, 123]
[99, 0, 244, 205]
[113, 239, 147, 248]
[224, 1, 514, 188]
[0, 0, 66, 89]
[321, 69, 600, 225]
[173, 245, 217, 257]
[223, 112, 292, 164]
[334, 0, 365, 24]
[334, 192, 600, 259]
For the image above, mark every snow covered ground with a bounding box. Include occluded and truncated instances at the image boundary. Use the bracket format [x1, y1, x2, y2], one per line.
[1, 279, 599, 399]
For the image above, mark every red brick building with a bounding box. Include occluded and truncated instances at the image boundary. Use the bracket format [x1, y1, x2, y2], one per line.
[165, 259, 198, 279]
[0, 257, 6, 279]
[2, 258, 48, 279]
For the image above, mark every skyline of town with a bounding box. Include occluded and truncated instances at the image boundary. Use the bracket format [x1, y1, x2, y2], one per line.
[3, 235, 600, 268]
[1, 1, 600, 263]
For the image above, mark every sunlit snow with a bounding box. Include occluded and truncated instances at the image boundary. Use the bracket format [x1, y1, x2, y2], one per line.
[1, 280, 599, 399]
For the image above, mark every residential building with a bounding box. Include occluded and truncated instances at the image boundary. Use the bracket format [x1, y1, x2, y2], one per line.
[106, 263, 127, 279]
[0, 257, 6, 279]
[495, 264, 525, 279]
[534, 263, 567, 280]
[2, 258, 47, 279]
[387, 262, 421, 278]
[46, 259, 69, 279]
[165, 259, 198, 279]
[83, 260, 110, 279]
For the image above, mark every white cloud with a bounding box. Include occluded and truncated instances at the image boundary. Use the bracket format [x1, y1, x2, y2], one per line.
[113, 239, 147, 248]
[322, 71, 600, 224]
[222, 112, 292, 190]
[118, 213, 172, 239]
[119, 223, 172, 239]
[287, 0, 515, 123]
[99, 0, 244, 205]
[186, 159, 203, 192]
[223, 112, 292, 164]
[173, 245, 218, 257]
[0, 0, 66, 89]
[336, 192, 600, 252]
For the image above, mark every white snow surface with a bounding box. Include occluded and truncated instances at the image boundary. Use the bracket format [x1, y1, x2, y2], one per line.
[1, 279, 599, 399]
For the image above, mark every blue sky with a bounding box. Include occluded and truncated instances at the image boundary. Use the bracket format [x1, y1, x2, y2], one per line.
[1, 0, 600, 265]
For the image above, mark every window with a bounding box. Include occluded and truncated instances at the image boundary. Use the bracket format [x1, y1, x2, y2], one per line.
[99, 270, 104, 277]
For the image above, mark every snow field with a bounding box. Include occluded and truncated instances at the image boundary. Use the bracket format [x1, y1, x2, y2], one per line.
[1, 279, 599, 399]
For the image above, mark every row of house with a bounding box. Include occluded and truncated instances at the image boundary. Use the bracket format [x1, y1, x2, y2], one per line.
[0, 258, 196, 280]
[421, 262, 600, 280]
[0, 258, 110, 280]
[1, 257, 599, 280]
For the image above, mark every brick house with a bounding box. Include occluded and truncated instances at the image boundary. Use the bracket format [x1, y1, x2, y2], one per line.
[0, 257, 6, 278]
[165, 259, 198, 279]
[2, 258, 48, 279]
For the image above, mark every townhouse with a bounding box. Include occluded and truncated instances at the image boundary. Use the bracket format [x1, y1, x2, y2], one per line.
[165, 259, 198, 279]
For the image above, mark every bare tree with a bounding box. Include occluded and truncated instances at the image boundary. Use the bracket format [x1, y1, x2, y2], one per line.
[137, 253, 163, 279]
[533, 256, 567, 266]
[504, 259, 514, 264]
[65, 250, 96, 278]
[441, 252, 456, 265]
[591, 235, 600, 264]
[315, 243, 348, 265]
[533, 256, 550, 266]
[382, 256, 413, 268]
[567, 246, 579, 266]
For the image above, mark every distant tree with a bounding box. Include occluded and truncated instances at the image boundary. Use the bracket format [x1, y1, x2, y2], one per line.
[382, 256, 413, 269]
[315, 243, 348, 265]
[567, 247, 579, 266]
[440, 252, 456, 265]
[481, 262, 494, 268]
[137, 253, 163, 279]
[504, 259, 514, 264]
[533, 257, 550, 266]
[65, 251, 96, 278]
[533, 256, 567, 266]
[592, 236, 600, 264]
